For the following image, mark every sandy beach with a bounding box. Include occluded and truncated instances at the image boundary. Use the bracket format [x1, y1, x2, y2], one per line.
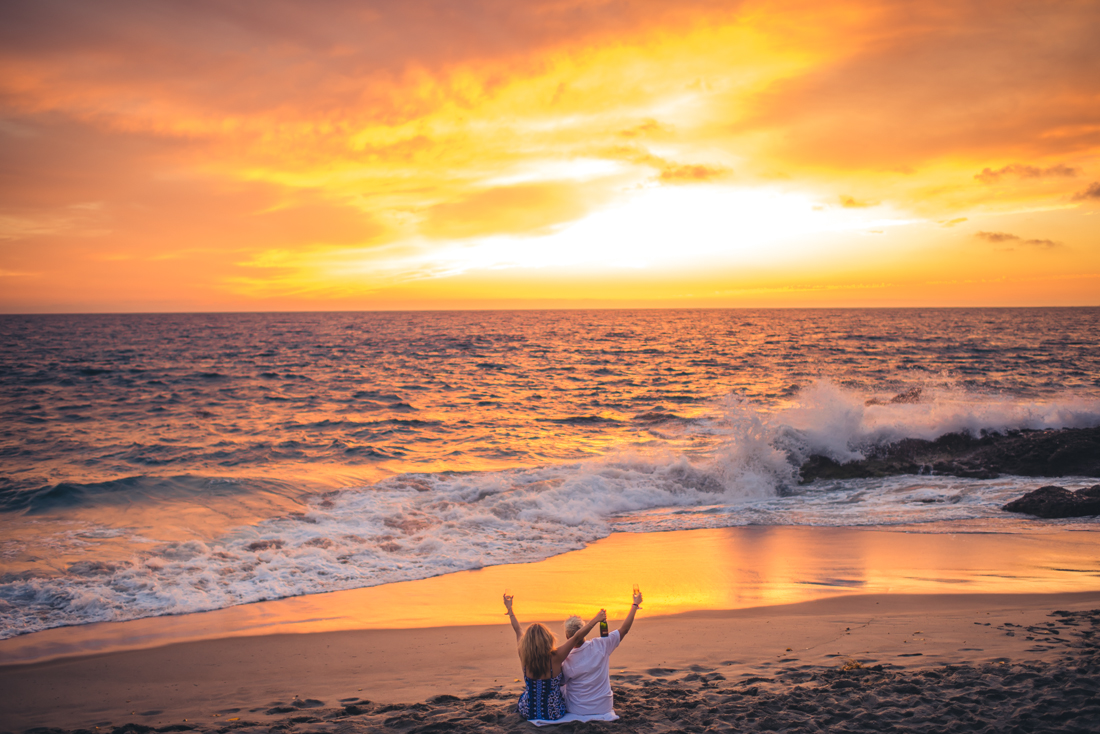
[2, 592, 1099, 733]
[3, 526, 1100, 733]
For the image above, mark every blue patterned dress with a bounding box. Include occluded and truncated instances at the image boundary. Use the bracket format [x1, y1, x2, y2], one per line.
[517, 670, 567, 720]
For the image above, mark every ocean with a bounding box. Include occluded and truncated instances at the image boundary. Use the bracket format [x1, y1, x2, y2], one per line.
[1, 308, 1098, 640]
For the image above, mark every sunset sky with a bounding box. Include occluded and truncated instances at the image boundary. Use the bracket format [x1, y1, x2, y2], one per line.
[1, 0, 1098, 312]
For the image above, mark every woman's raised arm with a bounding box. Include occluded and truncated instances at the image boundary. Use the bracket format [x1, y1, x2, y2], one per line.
[504, 593, 522, 642]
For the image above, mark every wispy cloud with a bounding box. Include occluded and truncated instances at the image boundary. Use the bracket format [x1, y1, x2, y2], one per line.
[839, 195, 876, 209]
[974, 231, 1062, 249]
[1072, 182, 1100, 201]
[975, 163, 1079, 184]
[658, 163, 730, 184]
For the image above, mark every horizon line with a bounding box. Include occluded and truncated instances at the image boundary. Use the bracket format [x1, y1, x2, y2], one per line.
[3, 304, 1099, 317]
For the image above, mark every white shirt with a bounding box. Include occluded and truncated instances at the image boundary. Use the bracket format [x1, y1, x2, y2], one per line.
[562, 629, 621, 715]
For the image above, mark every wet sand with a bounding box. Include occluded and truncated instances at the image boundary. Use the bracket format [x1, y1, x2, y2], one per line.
[2, 591, 1099, 733]
[5, 524, 1099, 665]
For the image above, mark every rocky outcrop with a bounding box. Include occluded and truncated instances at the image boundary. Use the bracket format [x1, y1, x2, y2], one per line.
[1002, 485, 1100, 518]
[798, 427, 1100, 483]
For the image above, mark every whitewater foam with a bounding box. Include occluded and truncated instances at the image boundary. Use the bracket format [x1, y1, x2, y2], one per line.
[2, 380, 1099, 639]
[767, 379, 1100, 465]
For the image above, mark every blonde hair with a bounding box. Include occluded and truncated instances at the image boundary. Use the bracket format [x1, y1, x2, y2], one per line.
[518, 623, 555, 679]
[564, 615, 583, 639]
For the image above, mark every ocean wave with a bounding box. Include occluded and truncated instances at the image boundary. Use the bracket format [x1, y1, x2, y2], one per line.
[2, 380, 1100, 639]
[2, 465, 1096, 639]
[0, 476, 309, 515]
[0, 452, 779, 638]
[769, 379, 1100, 465]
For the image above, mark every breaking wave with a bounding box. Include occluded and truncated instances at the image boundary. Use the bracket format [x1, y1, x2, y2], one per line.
[2, 380, 1098, 639]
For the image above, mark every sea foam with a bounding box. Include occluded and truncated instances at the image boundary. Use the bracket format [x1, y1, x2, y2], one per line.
[2, 381, 1098, 639]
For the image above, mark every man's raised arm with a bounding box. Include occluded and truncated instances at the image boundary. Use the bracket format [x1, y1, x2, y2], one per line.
[617, 589, 643, 640]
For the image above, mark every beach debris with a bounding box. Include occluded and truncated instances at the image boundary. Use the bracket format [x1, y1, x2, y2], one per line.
[840, 658, 864, 671]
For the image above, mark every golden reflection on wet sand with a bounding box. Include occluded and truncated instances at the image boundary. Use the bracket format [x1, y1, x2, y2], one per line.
[2, 525, 1097, 664]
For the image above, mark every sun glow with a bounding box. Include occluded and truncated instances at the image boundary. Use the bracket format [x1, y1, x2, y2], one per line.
[416, 185, 919, 273]
[229, 182, 924, 302]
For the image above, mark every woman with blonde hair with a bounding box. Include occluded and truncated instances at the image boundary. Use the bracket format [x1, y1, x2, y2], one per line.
[504, 593, 606, 721]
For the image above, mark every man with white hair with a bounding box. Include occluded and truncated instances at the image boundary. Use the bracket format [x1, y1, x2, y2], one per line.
[561, 589, 643, 717]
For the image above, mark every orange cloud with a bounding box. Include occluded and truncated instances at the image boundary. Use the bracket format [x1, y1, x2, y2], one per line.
[735, 2, 1100, 168]
[0, 0, 1098, 311]
[420, 182, 606, 239]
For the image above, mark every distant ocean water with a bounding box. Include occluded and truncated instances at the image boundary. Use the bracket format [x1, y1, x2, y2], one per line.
[1, 308, 1099, 639]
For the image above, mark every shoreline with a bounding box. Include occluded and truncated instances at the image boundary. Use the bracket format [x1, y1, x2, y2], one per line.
[4, 524, 1100, 666]
[3, 523, 1099, 732]
[2, 591, 1099, 732]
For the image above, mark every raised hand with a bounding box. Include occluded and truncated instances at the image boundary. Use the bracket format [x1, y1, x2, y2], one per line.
[504, 592, 521, 640]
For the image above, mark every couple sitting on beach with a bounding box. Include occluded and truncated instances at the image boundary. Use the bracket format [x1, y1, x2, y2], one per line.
[504, 589, 643, 724]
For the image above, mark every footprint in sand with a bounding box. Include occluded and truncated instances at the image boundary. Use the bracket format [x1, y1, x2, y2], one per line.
[646, 667, 677, 676]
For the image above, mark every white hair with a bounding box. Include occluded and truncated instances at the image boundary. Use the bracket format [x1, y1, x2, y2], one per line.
[564, 615, 584, 639]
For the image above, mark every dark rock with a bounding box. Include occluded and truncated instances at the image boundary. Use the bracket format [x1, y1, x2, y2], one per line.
[799, 455, 877, 480]
[799, 427, 1100, 483]
[865, 388, 923, 406]
[1002, 485, 1100, 518]
[110, 726, 153, 734]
